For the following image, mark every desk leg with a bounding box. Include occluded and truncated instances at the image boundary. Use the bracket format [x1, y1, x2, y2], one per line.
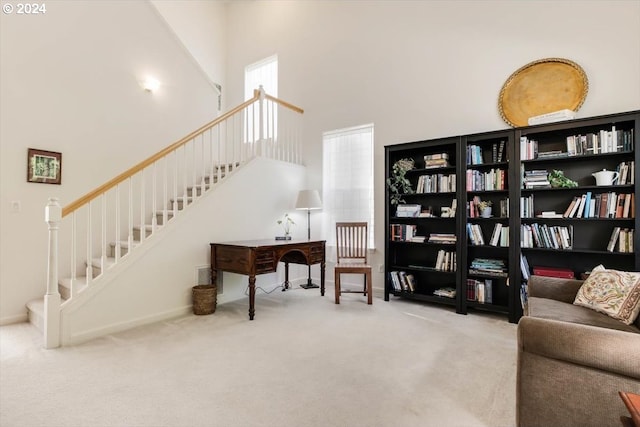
[284, 262, 290, 290]
[320, 260, 325, 296]
[249, 275, 256, 320]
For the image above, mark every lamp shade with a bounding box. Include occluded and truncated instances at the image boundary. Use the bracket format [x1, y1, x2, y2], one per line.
[295, 190, 322, 210]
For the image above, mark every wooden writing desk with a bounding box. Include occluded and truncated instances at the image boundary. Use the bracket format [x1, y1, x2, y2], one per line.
[210, 239, 326, 320]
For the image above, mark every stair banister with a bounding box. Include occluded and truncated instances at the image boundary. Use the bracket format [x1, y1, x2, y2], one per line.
[40, 90, 304, 347]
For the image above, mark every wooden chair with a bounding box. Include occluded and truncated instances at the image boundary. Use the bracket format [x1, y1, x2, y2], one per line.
[335, 222, 372, 304]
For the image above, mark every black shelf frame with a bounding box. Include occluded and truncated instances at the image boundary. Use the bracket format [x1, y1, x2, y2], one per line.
[385, 110, 639, 324]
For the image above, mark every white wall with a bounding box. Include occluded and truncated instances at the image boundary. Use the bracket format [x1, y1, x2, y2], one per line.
[150, 0, 227, 110]
[60, 157, 307, 345]
[225, 0, 640, 284]
[0, 1, 225, 323]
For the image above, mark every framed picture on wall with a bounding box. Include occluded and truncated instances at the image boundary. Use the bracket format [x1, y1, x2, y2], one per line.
[27, 148, 62, 185]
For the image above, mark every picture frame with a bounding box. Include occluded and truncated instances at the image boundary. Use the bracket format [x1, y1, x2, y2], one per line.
[27, 148, 62, 185]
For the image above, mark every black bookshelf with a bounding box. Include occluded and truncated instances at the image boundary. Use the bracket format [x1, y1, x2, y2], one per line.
[384, 110, 639, 323]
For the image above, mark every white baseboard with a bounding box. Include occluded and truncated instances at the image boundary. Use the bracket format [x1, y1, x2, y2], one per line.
[64, 305, 192, 346]
[0, 313, 29, 326]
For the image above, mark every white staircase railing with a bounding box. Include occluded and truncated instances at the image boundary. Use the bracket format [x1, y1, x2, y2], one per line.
[42, 88, 303, 348]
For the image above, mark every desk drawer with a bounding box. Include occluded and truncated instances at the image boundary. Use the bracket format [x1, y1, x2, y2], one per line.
[255, 250, 276, 273]
[309, 244, 325, 263]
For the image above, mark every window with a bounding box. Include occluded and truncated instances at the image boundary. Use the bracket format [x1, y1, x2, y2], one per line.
[244, 54, 278, 100]
[244, 55, 278, 143]
[322, 124, 375, 249]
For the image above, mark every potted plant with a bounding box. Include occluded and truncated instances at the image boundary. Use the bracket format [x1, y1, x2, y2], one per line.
[549, 170, 578, 188]
[276, 213, 295, 240]
[478, 200, 493, 218]
[387, 158, 415, 205]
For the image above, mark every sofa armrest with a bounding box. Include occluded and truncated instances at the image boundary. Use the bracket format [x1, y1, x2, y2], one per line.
[528, 275, 584, 303]
[518, 316, 640, 379]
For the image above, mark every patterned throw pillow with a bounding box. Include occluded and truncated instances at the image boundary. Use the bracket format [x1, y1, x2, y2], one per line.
[574, 267, 640, 325]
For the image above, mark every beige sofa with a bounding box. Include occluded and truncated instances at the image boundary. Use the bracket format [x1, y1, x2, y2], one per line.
[516, 275, 640, 427]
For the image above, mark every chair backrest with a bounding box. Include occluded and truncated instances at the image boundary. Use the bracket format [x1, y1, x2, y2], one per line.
[336, 222, 368, 264]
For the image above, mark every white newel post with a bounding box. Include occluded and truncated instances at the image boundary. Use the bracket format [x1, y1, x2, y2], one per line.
[44, 197, 62, 349]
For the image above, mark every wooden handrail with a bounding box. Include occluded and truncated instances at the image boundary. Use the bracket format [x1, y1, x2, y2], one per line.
[62, 91, 303, 217]
[264, 93, 304, 114]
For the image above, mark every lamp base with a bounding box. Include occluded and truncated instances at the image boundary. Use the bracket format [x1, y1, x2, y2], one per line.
[300, 281, 319, 289]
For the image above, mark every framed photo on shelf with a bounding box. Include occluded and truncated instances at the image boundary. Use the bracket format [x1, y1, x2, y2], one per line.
[27, 148, 62, 185]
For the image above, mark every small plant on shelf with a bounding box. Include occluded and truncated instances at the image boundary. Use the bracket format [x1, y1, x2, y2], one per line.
[387, 158, 415, 205]
[549, 170, 578, 188]
[477, 200, 493, 218]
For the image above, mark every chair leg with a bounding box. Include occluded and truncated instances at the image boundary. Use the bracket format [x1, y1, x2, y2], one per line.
[335, 272, 340, 304]
[366, 271, 372, 305]
[363, 274, 367, 295]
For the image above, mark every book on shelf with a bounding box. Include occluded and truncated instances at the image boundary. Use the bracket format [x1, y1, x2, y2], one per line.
[520, 282, 529, 314]
[417, 173, 456, 193]
[528, 109, 575, 125]
[428, 233, 456, 244]
[497, 140, 506, 163]
[469, 258, 507, 277]
[424, 153, 449, 161]
[606, 227, 621, 252]
[520, 254, 530, 281]
[532, 266, 575, 279]
[424, 158, 450, 169]
[536, 211, 563, 218]
[389, 270, 416, 292]
[467, 278, 493, 304]
[390, 224, 417, 241]
[521, 223, 573, 250]
[607, 227, 635, 253]
[466, 223, 485, 246]
[489, 223, 502, 246]
[467, 145, 484, 165]
[435, 249, 456, 272]
[395, 204, 421, 217]
[433, 287, 456, 298]
[565, 126, 635, 156]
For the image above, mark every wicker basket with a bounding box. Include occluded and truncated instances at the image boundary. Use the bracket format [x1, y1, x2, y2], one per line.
[192, 284, 217, 315]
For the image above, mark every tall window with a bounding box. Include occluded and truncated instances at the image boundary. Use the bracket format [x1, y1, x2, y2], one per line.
[244, 55, 278, 143]
[322, 124, 375, 249]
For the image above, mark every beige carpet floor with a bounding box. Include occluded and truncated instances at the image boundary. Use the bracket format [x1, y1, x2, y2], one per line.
[0, 288, 517, 427]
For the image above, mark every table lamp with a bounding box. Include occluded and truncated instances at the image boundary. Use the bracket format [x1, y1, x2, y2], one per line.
[295, 189, 322, 289]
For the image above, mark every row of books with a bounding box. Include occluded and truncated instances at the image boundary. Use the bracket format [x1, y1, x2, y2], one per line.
[465, 168, 507, 191]
[520, 126, 634, 160]
[434, 250, 456, 272]
[468, 258, 507, 277]
[390, 224, 418, 241]
[521, 223, 573, 250]
[466, 279, 493, 304]
[565, 127, 634, 156]
[615, 161, 635, 185]
[466, 223, 509, 247]
[520, 195, 535, 218]
[416, 173, 456, 193]
[389, 271, 416, 292]
[607, 227, 635, 253]
[468, 197, 509, 218]
[563, 192, 634, 219]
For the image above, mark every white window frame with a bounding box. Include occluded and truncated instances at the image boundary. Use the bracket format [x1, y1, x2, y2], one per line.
[322, 123, 375, 250]
[244, 55, 278, 143]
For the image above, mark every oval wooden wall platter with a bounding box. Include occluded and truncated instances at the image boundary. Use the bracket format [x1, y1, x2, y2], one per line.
[498, 58, 588, 127]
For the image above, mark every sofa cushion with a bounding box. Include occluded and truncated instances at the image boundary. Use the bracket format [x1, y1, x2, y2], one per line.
[574, 268, 640, 325]
[529, 297, 640, 333]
